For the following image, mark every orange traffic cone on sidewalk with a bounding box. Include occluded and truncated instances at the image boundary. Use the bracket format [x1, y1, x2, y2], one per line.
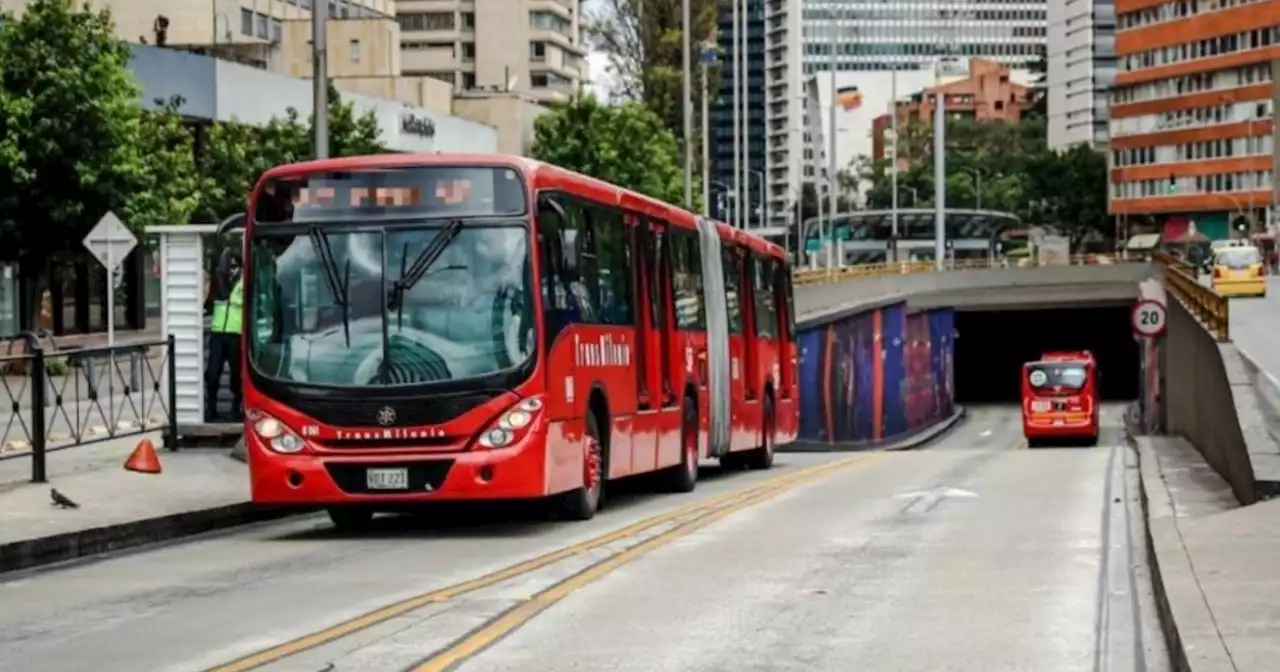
[124, 438, 162, 474]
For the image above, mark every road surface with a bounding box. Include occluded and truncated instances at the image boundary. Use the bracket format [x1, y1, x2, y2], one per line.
[1229, 276, 1280, 378]
[0, 405, 1164, 672]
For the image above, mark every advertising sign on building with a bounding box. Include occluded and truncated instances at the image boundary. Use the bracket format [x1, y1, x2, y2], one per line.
[1037, 235, 1070, 266]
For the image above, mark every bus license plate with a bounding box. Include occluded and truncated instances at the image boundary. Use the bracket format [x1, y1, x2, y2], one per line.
[1052, 418, 1066, 426]
[367, 468, 409, 490]
[1031, 400, 1051, 412]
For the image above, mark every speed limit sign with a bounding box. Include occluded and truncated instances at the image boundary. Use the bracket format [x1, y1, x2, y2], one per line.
[1132, 299, 1167, 337]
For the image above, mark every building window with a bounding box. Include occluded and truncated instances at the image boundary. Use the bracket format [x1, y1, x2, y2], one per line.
[256, 13, 268, 39]
[530, 41, 546, 61]
[398, 11, 456, 32]
[463, 72, 476, 89]
[240, 8, 253, 36]
[461, 42, 475, 62]
[350, 39, 362, 62]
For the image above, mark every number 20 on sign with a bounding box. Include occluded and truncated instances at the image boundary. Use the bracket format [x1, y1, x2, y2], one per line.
[1131, 299, 1167, 338]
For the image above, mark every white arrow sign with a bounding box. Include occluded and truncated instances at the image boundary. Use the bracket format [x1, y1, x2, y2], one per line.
[895, 487, 978, 512]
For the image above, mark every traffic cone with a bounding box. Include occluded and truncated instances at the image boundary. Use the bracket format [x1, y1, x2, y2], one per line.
[124, 438, 162, 474]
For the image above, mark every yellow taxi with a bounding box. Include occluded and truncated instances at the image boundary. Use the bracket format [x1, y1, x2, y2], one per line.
[1211, 243, 1267, 298]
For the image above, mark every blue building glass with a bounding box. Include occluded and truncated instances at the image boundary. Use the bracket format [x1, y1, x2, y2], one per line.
[710, 0, 765, 224]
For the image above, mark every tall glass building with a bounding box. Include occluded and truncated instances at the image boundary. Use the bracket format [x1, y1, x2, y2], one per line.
[710, 0, 768, 225]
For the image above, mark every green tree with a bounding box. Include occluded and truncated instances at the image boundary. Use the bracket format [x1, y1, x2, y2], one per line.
[530, 94, 684, 205]
[0, 0, 203, 325]
[195, 84, 384, 222]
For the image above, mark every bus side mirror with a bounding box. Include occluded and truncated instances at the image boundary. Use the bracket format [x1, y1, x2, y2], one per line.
[216, 212, 246, 236]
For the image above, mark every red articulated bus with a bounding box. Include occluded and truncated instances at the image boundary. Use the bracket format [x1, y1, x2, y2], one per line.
[238, 154, 799, 530]
[1020, 350, 1099, 447]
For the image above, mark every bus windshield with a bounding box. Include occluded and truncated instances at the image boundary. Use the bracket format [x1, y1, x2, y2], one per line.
[246, 167, 535, 388]
[1026, 362, 1089, 390]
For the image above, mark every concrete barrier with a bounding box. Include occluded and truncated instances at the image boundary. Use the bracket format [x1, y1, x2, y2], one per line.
[797, 262, 1153, 327]
[1163, 297, 1259, 504]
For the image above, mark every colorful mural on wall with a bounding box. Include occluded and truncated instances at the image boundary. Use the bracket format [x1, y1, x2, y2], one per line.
[798, 303, 955, 445]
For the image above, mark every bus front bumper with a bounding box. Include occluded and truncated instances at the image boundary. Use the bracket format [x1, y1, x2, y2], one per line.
[1023, 413, 1096, 439]
[248, 434, 552, 505]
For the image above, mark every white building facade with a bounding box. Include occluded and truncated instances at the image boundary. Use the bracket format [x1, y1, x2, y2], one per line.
[1047, 0, 1117, 150]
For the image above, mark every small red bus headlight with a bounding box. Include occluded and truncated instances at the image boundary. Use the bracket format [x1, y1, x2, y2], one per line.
[252, 413, 305, 454]
[477, 396, 544, 449]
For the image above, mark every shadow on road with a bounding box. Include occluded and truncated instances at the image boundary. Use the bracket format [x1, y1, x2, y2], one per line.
[270, 463, 745, 542]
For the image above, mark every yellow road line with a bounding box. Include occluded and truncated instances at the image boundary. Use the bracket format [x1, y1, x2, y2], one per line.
[409, 453, 883, 672]
[205, 455, 870, 672]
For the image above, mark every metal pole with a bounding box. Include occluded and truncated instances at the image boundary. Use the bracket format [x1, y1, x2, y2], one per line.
[933, 66, 946, 271]
[681, 0, 693, 210]
[826, 17, 838, 271]
[732, 0, 740, 227]
[890, 66, 899, 263]
[312, 0, 329, 159]
[701, 58, 711, 217]
[742, 0, 751, 229]
[737, 0, 747, 229]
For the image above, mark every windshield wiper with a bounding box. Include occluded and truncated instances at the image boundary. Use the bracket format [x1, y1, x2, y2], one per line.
[308, 227, 352, 347]
[386, 219, 465, 325]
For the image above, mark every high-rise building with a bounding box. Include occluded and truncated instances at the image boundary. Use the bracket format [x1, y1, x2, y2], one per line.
[799, 1, 1046, 76]
[1108, 2, 1278, 235]
[711, 0, 768, 225]
[396, 0, 588, 105]
[1047, 0, 1117, 150]
[763, 0, 807, 231]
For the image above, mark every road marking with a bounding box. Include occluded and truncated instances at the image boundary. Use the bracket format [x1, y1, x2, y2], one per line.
[204, 455, 876, 672]
[407, 454, 883, 672]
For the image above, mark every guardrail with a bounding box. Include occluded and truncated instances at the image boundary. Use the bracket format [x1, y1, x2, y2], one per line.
[792, 253, 1145, 286]
[0, 335, 177, 482]
[1152, 251, 1228, 342]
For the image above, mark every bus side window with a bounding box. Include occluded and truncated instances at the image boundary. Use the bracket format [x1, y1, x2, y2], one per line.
[754, 257, 776, 340]
[672, 228, 705, 330]
[587, 204, 633, 326]
[537, 194, 573, 347]
[722, 246, 743, 335]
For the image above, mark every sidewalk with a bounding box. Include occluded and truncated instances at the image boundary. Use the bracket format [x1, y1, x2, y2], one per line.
[1137, 436, 1280, 672]
[0, 432, 284, 574]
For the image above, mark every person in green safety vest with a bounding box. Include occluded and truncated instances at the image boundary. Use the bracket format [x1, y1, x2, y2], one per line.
[205, 254, 243, 421]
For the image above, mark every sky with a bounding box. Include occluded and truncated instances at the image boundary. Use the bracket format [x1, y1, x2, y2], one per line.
[583, 0, 614, 99]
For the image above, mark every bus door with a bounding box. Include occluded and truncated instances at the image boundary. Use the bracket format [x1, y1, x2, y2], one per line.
[775, 263, 797, 435]
[633, 217, 680, 470]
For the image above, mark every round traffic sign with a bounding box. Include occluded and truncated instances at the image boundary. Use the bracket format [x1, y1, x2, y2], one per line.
[1132, 299, 1167, 337]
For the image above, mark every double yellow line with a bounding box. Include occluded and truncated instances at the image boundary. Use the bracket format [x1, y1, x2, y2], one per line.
[207, 453, 877, 672]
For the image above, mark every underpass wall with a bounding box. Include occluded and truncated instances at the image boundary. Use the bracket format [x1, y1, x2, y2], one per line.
[796, 300, 956, 446]
[1163, 296, 1258, 504]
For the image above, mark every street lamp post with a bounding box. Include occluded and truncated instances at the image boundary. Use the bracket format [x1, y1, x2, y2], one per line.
[681, 0, 693, 210]
[701, 44, 717, 218]
[312, 0, 329, 159]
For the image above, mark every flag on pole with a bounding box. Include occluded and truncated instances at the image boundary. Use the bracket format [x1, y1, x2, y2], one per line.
[836, 85, 863, 111]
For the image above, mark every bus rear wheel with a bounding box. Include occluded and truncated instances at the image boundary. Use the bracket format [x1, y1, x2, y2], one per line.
[745, 397, 776, 470]
[663, 396, 699, 493]
[558, 412, 604, 521]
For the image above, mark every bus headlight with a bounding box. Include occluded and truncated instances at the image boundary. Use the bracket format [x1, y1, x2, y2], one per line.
[253, 414, 306, 454]
[475, 396, 544, 450]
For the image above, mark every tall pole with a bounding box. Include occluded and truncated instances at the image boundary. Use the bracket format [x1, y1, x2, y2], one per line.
[701, 53, 711, 217]
[826, 17, 838, 271]
[742, 1, 751, 229]
[737, 0, 747, 229]
[890, 66, 899, 263]
[681, 0, 693, 210]
[731, 0, 741, 227]
[933, 63, 947, 271]
[312, 1, 329, 159]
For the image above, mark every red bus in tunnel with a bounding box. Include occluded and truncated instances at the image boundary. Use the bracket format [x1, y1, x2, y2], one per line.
[1021, 351, 1099, 447]
[237, 154, 799, 529]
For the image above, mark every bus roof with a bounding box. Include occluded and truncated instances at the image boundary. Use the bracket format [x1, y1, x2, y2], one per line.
[1040, 350, 1094, 363]
[254, 153, 788, 261]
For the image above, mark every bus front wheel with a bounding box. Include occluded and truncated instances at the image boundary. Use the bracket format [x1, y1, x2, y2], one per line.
[558, 412, 604, 521]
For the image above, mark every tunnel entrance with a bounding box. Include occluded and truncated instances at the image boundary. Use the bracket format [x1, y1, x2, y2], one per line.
[953, 305, 1140, 404]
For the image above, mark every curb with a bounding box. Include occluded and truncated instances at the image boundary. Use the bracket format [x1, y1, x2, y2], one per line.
[0, 502, 304, 575]
[779, 405, 967, 453]
[1130, 435, 1191, 672]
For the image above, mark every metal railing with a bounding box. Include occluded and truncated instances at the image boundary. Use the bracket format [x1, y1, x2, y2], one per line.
[792, 253, 1144, 286]
[1153, 251, 1229, 341]
[0, 334, 177, 482]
